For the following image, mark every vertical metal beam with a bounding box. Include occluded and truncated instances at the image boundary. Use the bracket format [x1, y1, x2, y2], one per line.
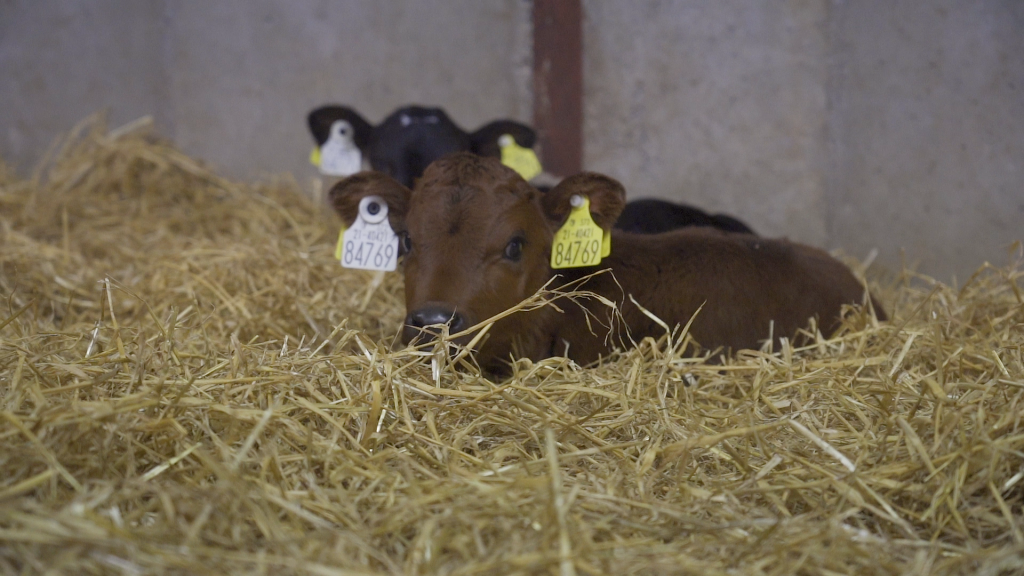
[533, 0, 582, 176]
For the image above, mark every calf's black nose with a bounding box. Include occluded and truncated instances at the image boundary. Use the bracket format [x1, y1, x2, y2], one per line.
[402, 305, 467, 344]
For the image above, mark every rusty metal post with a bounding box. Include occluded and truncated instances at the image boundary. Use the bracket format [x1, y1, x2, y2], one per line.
[533, 0, 583, 176]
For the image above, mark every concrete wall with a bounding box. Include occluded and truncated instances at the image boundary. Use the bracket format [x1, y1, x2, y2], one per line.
[2, 0, 1022, 281]
[0, 2, 168, 168]
[826, 0, 1024, 277]
[583, 0, 1024, 279]
[584, 0, 831, 246]
[0, 0, 532, 181]
[165, 0, 532, 180]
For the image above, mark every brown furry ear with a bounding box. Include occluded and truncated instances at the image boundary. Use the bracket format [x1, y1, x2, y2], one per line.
[541, 173, 626, 230]
[328, 172, 411, 231]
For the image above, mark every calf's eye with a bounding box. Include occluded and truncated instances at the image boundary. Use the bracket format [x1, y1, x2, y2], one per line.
[400, 233, 413, 255]
[503, 238, 524, 262]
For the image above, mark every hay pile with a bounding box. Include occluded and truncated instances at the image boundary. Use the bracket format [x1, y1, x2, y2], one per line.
[1, 117, 1023, 575]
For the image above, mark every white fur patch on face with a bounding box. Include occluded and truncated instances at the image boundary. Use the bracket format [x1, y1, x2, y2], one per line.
[319, 120, 362, 177]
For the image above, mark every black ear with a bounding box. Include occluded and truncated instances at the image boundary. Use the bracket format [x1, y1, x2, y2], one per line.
[328, 172, 411, 231]
[541, 173, 626, 230]
[469, 120, 537, 158]
[307, 105, 374, 149]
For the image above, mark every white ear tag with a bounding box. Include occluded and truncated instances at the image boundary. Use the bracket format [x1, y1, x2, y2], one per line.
[319, 120, 363, 177]
[339, 195, 399, 271]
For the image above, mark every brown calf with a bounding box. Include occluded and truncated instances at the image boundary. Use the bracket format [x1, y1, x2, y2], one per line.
[330, 153, 885, 373]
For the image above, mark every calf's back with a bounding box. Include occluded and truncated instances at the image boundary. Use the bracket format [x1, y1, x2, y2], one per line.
[548, 229, 882, 364]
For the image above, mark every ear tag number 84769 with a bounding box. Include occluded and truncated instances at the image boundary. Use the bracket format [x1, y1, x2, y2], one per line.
[335, 195, 398, 272]
[551, 195, 610, 269]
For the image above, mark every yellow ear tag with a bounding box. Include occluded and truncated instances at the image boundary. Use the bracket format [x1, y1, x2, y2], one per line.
[499, 134, 542, 181]
[551, 195, 606, 269]
[601, 228, 611, 258]
[334, 225, 346, 260]
[310, 147, 321, 167]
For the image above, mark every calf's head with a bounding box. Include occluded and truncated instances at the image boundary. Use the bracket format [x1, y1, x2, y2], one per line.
[329, 153, 625, 370]
[307, 105, 374, 151]
[369, 106, 469, 189]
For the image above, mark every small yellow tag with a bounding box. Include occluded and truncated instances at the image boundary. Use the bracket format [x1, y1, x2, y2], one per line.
[601, 228, 611, 258]
[499, 134, 542, 181]
[334, 225, 346, 260]
[310, 147, 321, 167]
[551, 196, 606, 269]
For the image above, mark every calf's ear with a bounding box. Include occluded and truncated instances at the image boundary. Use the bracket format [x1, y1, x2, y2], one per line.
[469, 120, 537, 158]
[328, 172, 411, 230]
[541, 173, 626, 230]
[307, 105, 374, 149]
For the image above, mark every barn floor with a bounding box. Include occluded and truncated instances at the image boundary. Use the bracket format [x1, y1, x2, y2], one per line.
[1, 118, 1023, 575]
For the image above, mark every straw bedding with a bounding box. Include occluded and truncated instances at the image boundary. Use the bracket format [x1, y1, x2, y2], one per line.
[1, 117, 1022, 575]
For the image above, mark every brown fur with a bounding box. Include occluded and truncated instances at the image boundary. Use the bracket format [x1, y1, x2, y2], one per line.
[329, 153, 886, 373]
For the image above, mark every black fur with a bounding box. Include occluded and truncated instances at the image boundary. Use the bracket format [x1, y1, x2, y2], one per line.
[614, 198, 756, 235]
[307, 104, 538, 188]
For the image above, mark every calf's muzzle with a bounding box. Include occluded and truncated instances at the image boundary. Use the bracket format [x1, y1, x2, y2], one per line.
[402, 304, 468, 345]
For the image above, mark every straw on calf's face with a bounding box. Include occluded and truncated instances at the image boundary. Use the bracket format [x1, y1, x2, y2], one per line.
[331, 154, 564, 368]
[397, 161, 552, 341]
[329, 153, 886, 374]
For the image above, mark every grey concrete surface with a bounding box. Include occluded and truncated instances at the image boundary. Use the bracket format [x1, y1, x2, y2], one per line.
[826, 0, 1024, 278]
[0, 0, 532, 181]
[165, 0, 532, 180]
[583, 0, 831, 246]
[0, 1, 168, 169]
[1, 1, 1021, 281]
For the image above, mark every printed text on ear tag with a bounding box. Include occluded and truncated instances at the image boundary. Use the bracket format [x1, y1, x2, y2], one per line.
[499, 134, 543, 181]
[339, 195, 398, 272]
[551, 195, 605, 269]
